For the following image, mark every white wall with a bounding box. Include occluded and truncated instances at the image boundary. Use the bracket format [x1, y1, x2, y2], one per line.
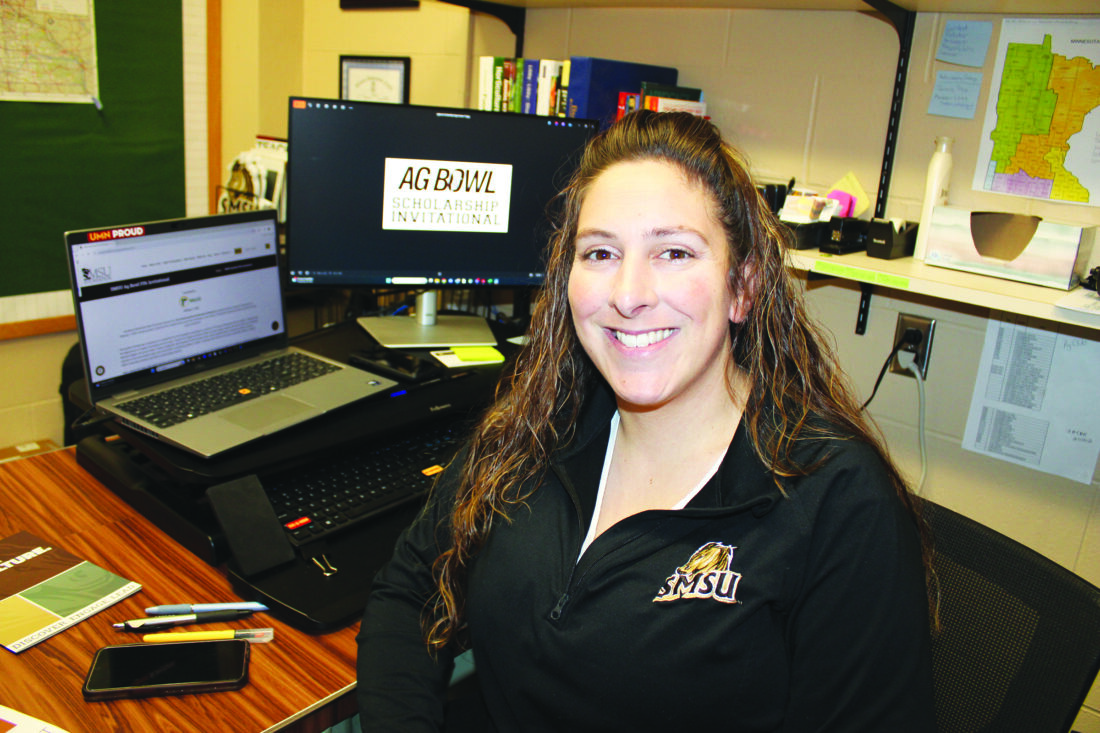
[221, 0, 473, 173]
[0, 331, 78, 449]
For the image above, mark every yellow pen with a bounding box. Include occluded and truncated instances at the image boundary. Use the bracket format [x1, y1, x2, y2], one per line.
[142, 628, 274, 643]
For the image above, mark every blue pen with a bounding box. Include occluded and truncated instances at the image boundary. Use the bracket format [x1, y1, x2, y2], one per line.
[145, 601, 269, 615]
[113, 609, 256, 631]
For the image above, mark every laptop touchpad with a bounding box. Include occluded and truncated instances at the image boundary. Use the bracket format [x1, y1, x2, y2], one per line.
[221, 395, 314, 431]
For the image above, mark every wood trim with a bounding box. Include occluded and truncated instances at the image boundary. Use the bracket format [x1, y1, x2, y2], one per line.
[208, 0, 222, 214]
[0, 316, 77, 341]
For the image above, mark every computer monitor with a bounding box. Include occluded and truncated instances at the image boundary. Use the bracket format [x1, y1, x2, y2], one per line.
[285, 96, 598, 346]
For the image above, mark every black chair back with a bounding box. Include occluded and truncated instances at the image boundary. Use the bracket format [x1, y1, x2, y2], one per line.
[926, 501, 1100, 733]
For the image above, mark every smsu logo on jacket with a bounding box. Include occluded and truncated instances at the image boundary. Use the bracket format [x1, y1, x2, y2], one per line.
[653, 542, 741, 604]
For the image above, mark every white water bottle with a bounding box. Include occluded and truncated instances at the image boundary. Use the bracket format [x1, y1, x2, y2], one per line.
[913, 136, 953, 261]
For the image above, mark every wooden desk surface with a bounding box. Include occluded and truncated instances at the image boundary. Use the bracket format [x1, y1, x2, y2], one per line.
[0, 447, 360, 732]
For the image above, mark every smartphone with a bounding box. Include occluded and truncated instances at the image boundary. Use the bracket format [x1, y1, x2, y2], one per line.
[348, 347, 444, 383]
[82, 640, 250, 701]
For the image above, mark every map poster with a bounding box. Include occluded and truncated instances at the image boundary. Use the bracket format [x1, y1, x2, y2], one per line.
[972, 18, 1100, 206]
[0, 0, 99, 103]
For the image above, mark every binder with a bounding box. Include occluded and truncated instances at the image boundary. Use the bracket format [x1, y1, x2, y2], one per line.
[566, 56, 678, 128]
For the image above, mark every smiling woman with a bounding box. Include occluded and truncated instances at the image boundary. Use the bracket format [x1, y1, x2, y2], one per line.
[569, 160, 740, 409]
[568, 159, 748, 535]
[357, 110, 937, 732]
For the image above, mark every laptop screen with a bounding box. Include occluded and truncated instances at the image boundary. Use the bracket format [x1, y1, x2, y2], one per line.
[66, 210, 284, 399]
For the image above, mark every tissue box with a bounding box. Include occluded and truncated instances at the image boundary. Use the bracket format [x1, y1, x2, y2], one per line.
[924, 206, 1096, 290]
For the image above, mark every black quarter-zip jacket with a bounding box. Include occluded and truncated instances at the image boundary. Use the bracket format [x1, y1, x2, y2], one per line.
[357, 385, 936, 732]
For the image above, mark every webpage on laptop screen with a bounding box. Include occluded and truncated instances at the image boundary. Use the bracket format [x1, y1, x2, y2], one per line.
[71, 221, 282, 388]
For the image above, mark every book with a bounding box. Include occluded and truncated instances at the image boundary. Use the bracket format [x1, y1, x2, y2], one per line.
[640, 81, 707, 116]
[510, 57, 525, 113]
[491, 57, 505, 112]
[0, 531, 141, 653]
[616, 91, 642, 121]
[555, 59, 571, 117]
[521, 58, 540, 114]
[566, 56, 678, 128]
[501, 58, 516, 113]
[644, 96, 708, 116]
[477, 56, 495, 111]
[536, 59, 562, 116]
[640, 80, 702, 104]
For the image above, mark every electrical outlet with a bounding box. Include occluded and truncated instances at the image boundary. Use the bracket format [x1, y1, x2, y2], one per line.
[890, 314, 935, 379]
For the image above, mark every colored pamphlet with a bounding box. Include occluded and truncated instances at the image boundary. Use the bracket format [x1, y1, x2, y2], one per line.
[0, 531, 141, 653]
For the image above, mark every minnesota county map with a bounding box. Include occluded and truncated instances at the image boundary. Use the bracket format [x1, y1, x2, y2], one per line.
[973, 18, 1100, 206]
[0, 0, 98, 103]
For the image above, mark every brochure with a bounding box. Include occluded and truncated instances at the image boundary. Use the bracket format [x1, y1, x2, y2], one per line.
[0, 531, 141, 653]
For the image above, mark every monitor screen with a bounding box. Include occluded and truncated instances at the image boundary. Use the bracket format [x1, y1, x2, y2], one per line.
[285, 97, 598, 290]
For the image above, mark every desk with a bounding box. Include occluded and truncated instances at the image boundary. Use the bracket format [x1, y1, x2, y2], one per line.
[0, 447, 359, 732]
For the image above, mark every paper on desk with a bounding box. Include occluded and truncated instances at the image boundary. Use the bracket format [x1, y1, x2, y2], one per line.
[962, 315, 1100, 484]
[0, 704, 70, 732]
[1055, 287, 1100, 317]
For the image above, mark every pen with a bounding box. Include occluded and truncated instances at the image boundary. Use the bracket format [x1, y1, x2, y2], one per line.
[113, 609, 256, 631]
[142, 628, 274, 644]
[145, 602, 268, 616]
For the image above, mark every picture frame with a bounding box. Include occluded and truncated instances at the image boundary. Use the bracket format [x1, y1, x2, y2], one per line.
[339, 56, 410, 104]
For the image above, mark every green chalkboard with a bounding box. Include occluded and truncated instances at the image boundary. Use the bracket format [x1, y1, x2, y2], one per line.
[0, 1, 185, 299]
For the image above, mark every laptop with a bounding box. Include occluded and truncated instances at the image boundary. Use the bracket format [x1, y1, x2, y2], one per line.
[65, 209, 397, 458]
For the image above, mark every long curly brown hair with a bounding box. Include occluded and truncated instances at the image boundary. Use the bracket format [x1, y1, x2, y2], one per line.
[424, 110, 929, 649]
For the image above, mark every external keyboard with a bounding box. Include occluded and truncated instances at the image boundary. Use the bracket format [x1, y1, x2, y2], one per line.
[261, 416, 466, 546]
[117, 352, 339, 428]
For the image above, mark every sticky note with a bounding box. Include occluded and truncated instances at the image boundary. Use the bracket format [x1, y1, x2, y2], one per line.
[451, 346, 505, 363]
[827, 172, 870, 219]
[928, 71, 982, 119]
[826, 190, 855, 218]
[936, 20, 993, 68]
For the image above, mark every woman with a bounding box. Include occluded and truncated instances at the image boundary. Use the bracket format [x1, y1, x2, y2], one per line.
[357, 110, 936, 731]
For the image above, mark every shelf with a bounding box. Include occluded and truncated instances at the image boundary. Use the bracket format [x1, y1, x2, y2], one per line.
[472, 0, 1099, 13]
[788, 250, 1100, 331]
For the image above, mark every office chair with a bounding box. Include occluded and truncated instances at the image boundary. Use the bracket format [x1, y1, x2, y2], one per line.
[925, 500, 1100, 733]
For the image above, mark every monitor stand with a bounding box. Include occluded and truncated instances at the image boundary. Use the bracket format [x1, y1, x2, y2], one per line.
[356, 291, 497, 348]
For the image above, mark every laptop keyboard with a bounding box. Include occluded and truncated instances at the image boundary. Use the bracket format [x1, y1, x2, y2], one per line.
[262, 416, 465, 546]
[117, 352, 340, 428]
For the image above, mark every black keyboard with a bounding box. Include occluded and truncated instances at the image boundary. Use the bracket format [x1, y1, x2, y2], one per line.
[262, 417, 466, 546]
[117, 352, 340, 428]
